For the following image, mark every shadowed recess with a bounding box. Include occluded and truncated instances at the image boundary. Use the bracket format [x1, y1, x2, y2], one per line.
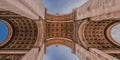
[111, 24, 120, 43]
[43, 45, 80, 60]
[0, 21, 8, 43]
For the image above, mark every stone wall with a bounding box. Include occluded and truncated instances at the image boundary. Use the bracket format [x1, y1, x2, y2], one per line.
[21, 44, 45, 60]
[76, 0, 120, 21]
[75, 44, 118, 60]
[0, 0, 45, 19]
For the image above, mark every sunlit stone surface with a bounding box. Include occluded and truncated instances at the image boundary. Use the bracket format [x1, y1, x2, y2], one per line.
[111, 24, 120, 43]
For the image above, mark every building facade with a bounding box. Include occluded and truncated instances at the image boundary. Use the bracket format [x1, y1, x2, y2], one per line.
[0, 0, 120, 60]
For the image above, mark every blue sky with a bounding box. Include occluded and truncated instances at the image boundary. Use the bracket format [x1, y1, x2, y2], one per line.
[42, 0, 88, 14]
[43, 45, 80, 60]
[0, 21, 8, 42]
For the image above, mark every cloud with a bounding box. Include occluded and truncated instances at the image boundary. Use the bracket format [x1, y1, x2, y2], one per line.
[42, 0, 88, 14]
[43, 45, 80, 60]
[43, 55, 50, 60]
[60, 0, 88, 14]
[111, 24, 120, 43]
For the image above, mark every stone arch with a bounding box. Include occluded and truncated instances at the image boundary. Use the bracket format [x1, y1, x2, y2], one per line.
[45, 38, 76, 53]
[34, 20, 44, 47]
[78, 20, 120, 49]
[0, 11, 38, 50]
[105, 21, 120, 46]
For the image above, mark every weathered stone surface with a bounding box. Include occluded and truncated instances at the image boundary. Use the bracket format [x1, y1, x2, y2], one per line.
[76, 0, 120, 21]
[0, 0, 120, 60]
[0, 0, 45, 19]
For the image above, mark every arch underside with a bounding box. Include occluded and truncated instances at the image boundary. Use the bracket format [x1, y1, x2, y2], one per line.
[78, 20, 120, 59]
[45, 38, 75, 53]
[0, 11, 41, 60]
[45, 13, 79, 43]
[78, 20, 120, 49]
[0, 10, 120, 60]
[0, 12, 38, 50]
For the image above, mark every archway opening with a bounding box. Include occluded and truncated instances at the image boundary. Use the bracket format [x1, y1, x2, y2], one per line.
[111, 24, 120, 43]
[0, 21, 8, 43]
[43, 45, 80, 60]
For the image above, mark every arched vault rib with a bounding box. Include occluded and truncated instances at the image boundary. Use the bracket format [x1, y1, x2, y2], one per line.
[0, 11, 38, 50]
[45, 38, 75, 53]
[78, 20, 120, 49]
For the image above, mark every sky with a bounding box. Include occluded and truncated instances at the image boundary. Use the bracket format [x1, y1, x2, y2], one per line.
[0, 21, 8, 42]
[42, 0, 88, 14]
[111, 24, 120, 43]
[43, 45, 80, 60]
